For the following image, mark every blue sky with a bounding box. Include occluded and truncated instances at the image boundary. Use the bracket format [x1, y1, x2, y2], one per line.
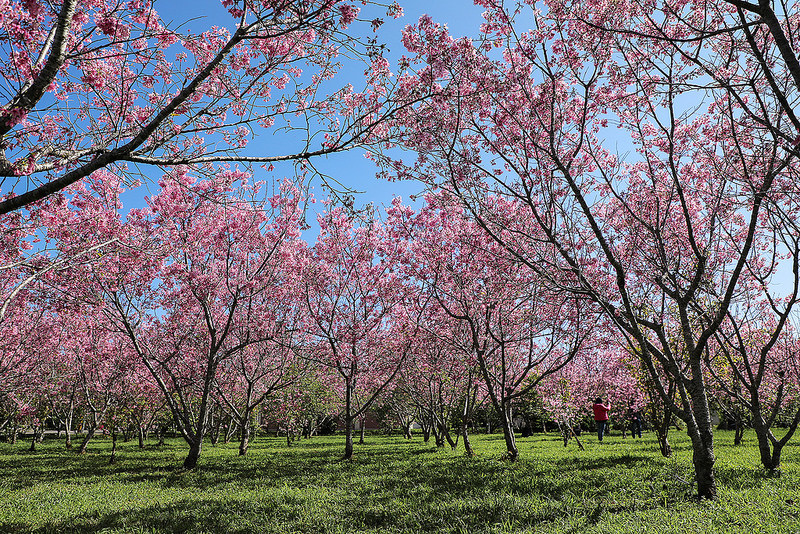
[135, 0, 488, 222]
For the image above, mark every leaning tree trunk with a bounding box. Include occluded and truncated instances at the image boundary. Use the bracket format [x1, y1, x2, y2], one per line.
[225, 418, 238, 444]
[432, 423, 445, 448]
[462, 425, 474, 457]
[442, 424, 458, 450]
[78, 424, 97, 454]
[498, 400, 518, 461]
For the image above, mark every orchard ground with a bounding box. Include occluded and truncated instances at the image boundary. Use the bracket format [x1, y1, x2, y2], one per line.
[0, 430, 798, 533]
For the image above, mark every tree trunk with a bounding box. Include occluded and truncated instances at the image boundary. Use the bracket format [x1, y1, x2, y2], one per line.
[109, 429, 118, 465]
[444, 427, 458, 450]
[686, 375, 718, 500]
[344, 418, 354, 460]
[755, 430, 782, 474]
[572, 427, 585, 451]
[183, 439, 202, 469]
[137, 426, 145, 449]
[499, 401, 518, 461]
[656, 407, 672, 458]
[359, 417, 365, 445]
[462, 425, 474, 457]
[734, 418, 744, 446]
[239, 418, 250, 456]
[29, 426, 42, 451]
[78, 424, 96, 454]
[432, 423, 444, 447]
[64, 400, 74, 449]
[210, 416, 221, 445]
[225, 419, 238, 444]
[751, 410, 792, 475]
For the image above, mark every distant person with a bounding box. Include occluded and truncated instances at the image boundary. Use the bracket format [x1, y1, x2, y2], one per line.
[628, 407, 642, 439]
[592, 398, 611, 442]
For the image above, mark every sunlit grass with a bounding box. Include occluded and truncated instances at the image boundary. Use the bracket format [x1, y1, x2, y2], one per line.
[0, 429, 798, 533]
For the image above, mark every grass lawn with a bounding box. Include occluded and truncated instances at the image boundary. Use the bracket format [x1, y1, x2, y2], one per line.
[0, 429, 798, 533]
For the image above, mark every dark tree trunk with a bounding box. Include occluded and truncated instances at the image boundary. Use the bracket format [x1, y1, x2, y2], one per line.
[755, 429, 782, 474]
[29, 426, 42, 451]
[359, 417, 365, 445]
[444, 427, 458, 450]
[462, 425, 474, 457]
[109, 430, 118, 465]
[183, 440, 202, 469]
[343, 376, 355, 460]
[344, 418, 354, 460]
[750, 407, 799, 476]
[432, 424, 444, 447]
[78, 425, 97, 454]
[137, 426, 145, 449]
[734, 418, 744, 446]
[655, 405, 673, 458]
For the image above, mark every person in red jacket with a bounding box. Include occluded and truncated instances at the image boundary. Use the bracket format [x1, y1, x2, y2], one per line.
[592, 398, 611, 442]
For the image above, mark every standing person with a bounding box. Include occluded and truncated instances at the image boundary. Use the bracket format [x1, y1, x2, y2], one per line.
[629, 407, 642, 439]
[592, 398, 611, 442]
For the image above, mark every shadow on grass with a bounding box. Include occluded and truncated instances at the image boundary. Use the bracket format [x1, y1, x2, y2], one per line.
[1, 499, 271, 534]
[4, 433, 793, 533]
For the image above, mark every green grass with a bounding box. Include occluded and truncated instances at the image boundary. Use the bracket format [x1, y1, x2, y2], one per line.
[0, 430, 799, 533]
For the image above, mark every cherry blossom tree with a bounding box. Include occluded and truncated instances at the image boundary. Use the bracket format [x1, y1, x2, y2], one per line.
[0, 0, 410, 215]
[214, 290, 309, 456]
[389, 0, 800, 498]
[91, 173, 306, 468]
[389, 196, 597, 460]
[300, 205, 418, 460]
[709, 292, 800, 473]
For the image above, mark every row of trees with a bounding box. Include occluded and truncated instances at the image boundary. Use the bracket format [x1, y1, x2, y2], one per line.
[2, 179, 799, 489]
[2, 0, 800, 501]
